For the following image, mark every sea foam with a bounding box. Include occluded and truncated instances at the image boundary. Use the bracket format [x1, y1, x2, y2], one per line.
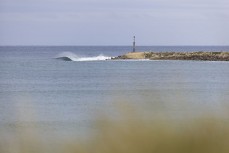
[55, 52, 111, 61]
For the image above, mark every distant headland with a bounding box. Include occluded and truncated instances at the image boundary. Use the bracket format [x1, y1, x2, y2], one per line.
[112, 36, 229, 61]
[112, 51, 229, 61]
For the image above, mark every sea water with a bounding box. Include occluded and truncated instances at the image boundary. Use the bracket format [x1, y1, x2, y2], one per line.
[1, 46, 229, 137]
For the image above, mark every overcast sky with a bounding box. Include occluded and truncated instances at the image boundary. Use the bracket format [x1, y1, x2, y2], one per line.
[0, 0, 229, 45]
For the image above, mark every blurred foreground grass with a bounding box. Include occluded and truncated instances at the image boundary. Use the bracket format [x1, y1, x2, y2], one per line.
[1, 105, 229, 153]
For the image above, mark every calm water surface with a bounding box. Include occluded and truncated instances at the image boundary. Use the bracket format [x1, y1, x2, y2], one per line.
[1, 46, 229, 137]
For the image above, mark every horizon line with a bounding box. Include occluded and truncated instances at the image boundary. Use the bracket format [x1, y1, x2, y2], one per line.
[1, 45, 229, 47]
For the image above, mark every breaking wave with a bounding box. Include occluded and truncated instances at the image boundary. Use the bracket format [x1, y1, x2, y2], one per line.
[55, 52, 111, 61]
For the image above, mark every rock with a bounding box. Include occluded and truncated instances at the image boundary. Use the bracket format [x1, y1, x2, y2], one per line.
[112, 51, 229, 61]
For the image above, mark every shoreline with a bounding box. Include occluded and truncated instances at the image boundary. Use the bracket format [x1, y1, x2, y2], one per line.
[112, 51, 229, 61]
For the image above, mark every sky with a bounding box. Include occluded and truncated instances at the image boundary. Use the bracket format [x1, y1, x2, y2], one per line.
[0, 0, 229, 46]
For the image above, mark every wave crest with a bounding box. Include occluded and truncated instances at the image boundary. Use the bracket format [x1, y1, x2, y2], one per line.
[55, 52, 111, 61]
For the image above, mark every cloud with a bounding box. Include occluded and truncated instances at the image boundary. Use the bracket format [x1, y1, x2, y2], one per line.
[0, 0, 229, 45]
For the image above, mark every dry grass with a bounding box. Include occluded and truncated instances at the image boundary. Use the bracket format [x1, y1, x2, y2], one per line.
[67, 114, 229, 153]
[1, 108, 229, 153]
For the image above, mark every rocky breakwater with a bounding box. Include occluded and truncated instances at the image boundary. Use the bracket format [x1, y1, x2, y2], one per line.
[112, 51, 229, 61]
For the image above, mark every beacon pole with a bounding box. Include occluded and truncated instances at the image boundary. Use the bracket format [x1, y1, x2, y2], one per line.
[133, 36, 136, 52]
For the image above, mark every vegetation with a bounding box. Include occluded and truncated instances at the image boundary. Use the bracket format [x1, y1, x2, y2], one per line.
[1, 108, 229, 153]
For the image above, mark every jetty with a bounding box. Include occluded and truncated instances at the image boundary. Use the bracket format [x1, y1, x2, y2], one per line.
[112, 51, 229, 61]
[112, 37, 229, 61]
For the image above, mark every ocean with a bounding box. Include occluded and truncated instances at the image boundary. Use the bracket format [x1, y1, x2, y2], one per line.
[1, 46, 229, 137]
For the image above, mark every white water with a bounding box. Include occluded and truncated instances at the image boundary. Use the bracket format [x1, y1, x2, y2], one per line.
[56, 52, 111, 61]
